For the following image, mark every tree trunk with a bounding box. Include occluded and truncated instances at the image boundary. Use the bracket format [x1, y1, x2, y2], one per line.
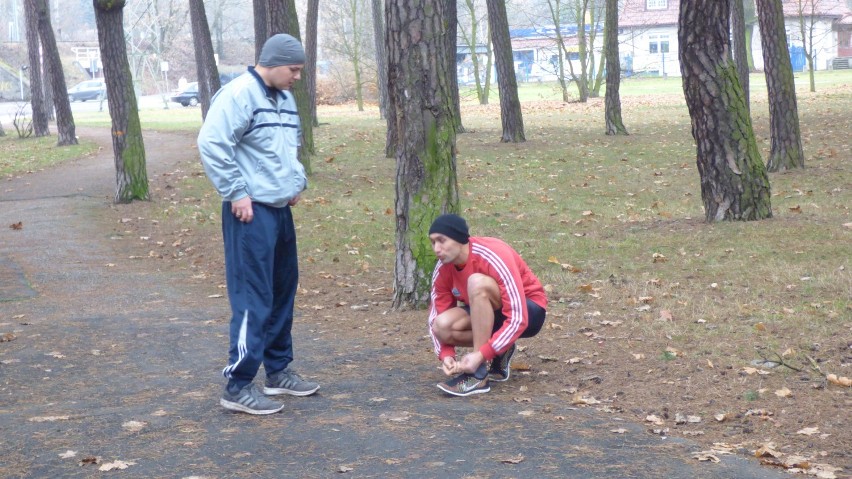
[383, 0, 398, 158]
[267, 0, 314, 173]
[486, 0, 524, 142]
[94, 0, 150, 203]
[387, 0, 460, 308]
[42, 53, 54, 122]
[755, 0, 805, 171]
[679, 0, 771, 222]
[36, 0, 76, 145]
[189, 0, 221, 120]
[24, 0, 49, 137]
[306, 0, 319, 126]
[371, 0, 388, 119]
[604, 0, 627, 135]
[483, 39, 492, 105]
[731, 0, 750, 109]
[253, 0, 268, 63]
[446, 0, 465, 133]
[576, 1, 590, 102]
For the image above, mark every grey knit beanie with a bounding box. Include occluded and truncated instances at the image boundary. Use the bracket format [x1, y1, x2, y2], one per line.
[258, 34, 306, 67]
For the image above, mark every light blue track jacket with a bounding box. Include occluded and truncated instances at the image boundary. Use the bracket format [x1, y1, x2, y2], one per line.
[197, 67, 307, 208]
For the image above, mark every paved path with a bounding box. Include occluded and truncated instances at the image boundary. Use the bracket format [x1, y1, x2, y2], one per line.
[0, 127, 788, 478]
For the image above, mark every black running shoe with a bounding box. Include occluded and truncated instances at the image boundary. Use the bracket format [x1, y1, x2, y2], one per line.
[489, 343, 516, 382]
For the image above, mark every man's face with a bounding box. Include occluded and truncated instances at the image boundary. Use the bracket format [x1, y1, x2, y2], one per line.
[268, 64, 303, 91]
[430, 233, 463, 265]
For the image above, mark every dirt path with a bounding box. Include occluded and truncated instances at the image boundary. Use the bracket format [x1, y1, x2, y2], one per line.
[0, 127, 788, 478]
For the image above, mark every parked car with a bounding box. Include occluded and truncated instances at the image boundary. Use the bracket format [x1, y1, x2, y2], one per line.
[67, 79, 106, 102]
[171, 82, 199, 107]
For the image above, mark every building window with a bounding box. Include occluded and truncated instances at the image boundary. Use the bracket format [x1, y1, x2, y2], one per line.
[649, 35, 670, 54]
[647, 0, 667, 9]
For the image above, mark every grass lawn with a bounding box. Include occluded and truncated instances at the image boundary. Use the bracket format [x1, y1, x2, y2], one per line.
[3, 68, 850, 472]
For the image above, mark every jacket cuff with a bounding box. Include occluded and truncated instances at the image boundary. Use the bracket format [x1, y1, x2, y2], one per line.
[479, 343, 497, 361]
[438, 346, 456, 361]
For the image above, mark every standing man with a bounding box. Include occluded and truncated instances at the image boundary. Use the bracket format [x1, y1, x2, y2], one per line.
[428, 214, 548, 397]
[198, 34, 319, 415]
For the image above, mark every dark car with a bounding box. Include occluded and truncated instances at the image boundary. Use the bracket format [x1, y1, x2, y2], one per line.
[67, 79, 106, 102]
[171, 82, 199, 107]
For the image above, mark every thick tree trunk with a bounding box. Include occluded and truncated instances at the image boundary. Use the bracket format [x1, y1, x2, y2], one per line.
[370, 0, 388, 120]
[731, 0, 750, 110]
[387, 0, 460, 309]
[253, 0, 267, 63]
[604, 0, 627, 135]
[94, 0, 149, 203]
[36, 0, 76, 145]
[306, 0, 319, 126]
[24, 0, 49, 137]
[189, 0, 221, 120]
[755, 0, 805, 171]
[486, 0, 524, 142]
[679, 0, 771, 222]
[267, 0, 314, 172]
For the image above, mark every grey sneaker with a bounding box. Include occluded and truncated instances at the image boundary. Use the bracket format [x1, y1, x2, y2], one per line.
[220, 384, 284, 415]
[264, 369, 320, 396]
[437, 372, 490, 397]
[489, 343, 516, 382]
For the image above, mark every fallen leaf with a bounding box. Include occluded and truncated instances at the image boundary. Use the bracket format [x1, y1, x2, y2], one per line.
[499, 455, 525, 464]
[0, 333, 16, 342]
[29, 415, 70, 422]
[338, 465, 354, 473]
[99, 460, 135, 471]
[518, 410, 535, 416]
[797, 427, 820, 436]
[79, 456, 100, 466]
[571, 394, 601, 405]
[714, 413, 728, 422]
[692, 452, 720, 463]
[9, 221, 23, 230]
[774, 387, 792, 398]
[122, 420, 147, 432]
[826, 374, 852, 387]
[632, 353, 645, 360]
[610, 428, 628, 434]
[58, 450, 77, 459]
[658, 309, 673, 322]
[645, 414, 664, 425]
[652, 252, 667, 263]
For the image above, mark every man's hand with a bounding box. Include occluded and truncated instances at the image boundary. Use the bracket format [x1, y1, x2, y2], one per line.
[459, 351, 485, 374]
[231, 196, 253, 223]
[288, 194, 301, 206]
[441, 356, 461, 376]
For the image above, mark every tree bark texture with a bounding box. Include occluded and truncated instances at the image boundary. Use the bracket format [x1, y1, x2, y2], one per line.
[306, 0, 319, 126]
[36, 0, 76, 145]
[486, 0, 525, 142]
[253, 0, 268, 63]
[604, 0, 627, 135]
[267, 0, 315, 172]
[383, 0, 398, 158]
[731, 0, 750, 109]
[755, 0, 805, 171]
[371, 0, 389, 120]
[445, 0, 464, 133]
[94, 0, 150, 203]
[679, 0, 772, 222]
[387, 0, 460, 308]
[189, 0, 221, 120]
[24, 0, 49, 137]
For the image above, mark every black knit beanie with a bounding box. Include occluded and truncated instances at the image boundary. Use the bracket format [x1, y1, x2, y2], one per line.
[429, 214, 470, 244]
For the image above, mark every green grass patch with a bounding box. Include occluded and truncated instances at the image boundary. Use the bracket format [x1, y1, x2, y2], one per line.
[0, 134, 98, 176]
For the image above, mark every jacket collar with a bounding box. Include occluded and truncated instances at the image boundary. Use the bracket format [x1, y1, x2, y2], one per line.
[247, 66, 288, 102]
